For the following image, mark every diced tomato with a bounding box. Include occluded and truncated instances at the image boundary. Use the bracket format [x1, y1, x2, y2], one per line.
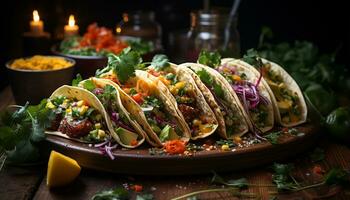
[132, 93, 143, 104]
[148, 69, 160, 77]
[131, 184, 143, 192]
[164, 140, 186, 155]
[78, 23, 128, 55]
[312, 165, 325, 175]
[130, 139, 138, 146]
[282, 127, 289, 133]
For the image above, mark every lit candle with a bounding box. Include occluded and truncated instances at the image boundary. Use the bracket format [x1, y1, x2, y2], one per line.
[64, 15, 79, 37]
[30, 10, 44, 35]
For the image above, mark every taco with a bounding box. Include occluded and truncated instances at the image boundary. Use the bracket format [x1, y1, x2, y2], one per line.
[77, 77, 146, 148]
[179, 63, 250, 138]
[144, 64, 219, 140]
[46, 85, 112, 143]
[233, 56, 307, 127]
[213, 59, 275, 133]
[98, 69, 191, 147]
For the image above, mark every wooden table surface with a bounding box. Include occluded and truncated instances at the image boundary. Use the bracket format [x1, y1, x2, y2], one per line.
[1, 86, 349, 200]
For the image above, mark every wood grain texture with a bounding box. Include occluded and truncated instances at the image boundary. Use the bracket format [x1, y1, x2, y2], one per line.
[31, 142, 350, 200]
[0, 165, 44, 200]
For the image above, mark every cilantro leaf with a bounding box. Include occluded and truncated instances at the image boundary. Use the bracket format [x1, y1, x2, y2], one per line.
[136, 193, 154, 200]
[211, 172, 248, 189]
[106, 47, 142, 83]
[91, 187, 130, 200]
[196, 69, 212, 86]
[264, 131, 282, 144]
[324, 168, 350, 185]
[271, 163, 299, 191]
[242, 49, 264, 68]
[127, 38, 154, 55]
[151, 54, 170, 71]
[72, 74, 83, 86]
[195, 69, 224, 98]
[0, 100, 54, 164]
[83, 80, 96, 91]
[197, 50, 221, 68]
[213, 83, 224, 99]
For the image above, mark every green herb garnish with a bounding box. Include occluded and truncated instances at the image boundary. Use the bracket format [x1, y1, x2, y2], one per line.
[72, 74, 83, 86]
[197, 50, 221, 68]
[91, 187, 129, 200]
[196, 69, 224, 98]
[97, 47, 143, 83]
[150, 54, 170, 71]
[0, 100, 54, 164]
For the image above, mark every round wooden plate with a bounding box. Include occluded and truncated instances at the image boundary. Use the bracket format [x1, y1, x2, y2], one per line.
[45, 124, 318, 175]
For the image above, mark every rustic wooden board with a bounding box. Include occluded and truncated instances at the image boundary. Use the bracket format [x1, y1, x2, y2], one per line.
[45, 124, 319, 175]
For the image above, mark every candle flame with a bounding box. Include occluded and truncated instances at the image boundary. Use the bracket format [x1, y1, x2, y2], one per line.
[68, 15, 75, 26]
[116, 27, 121, 33]
[33, 10, 40, 22]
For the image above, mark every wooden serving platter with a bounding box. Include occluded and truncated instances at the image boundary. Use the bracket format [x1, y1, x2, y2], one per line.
[45, 123, 318, 175]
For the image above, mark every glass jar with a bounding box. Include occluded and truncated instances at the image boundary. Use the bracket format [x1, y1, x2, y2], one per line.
[185, 10, 240, 61]
[116, 11, 162, 51]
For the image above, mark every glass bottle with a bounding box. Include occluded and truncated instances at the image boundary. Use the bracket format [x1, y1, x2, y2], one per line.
[116, 11, 162, 51]
[186, 10, 240, 61]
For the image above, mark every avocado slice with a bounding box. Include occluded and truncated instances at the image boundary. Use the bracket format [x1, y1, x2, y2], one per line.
[159, 125, 180, 142]
[115, 127, 139, 146]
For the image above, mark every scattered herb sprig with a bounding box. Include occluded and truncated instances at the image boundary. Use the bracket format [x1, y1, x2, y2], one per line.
[197, 50, 221, 68]
[0, 100, 55, 164]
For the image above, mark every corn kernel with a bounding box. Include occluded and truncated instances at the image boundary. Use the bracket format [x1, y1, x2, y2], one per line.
[95, 123, 101, 129]
[174, 81, 186, 90]
[98, 129, 106, 139]
[199, 124, 213, 133]
[66, 108, 72, 114]
[79, 105, 88, 115]
[234, 136, 242, 144]
[192, 119, 201, 126]
[232, 75, 241, 81]
[46, 101, 56, 109]
[77, 100, 84, 107]
[221, 144, 230, 151]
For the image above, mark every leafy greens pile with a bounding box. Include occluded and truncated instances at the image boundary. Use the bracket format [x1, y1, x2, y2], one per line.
[0, 100, 54, 164]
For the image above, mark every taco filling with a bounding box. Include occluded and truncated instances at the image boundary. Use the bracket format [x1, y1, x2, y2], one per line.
[148, 68, 216, 137]
[261, 63, 301, 123]
[46, 96, 108, 143]
[216, 63, 271, 129]
[191, 67, 246, 137]
[121, 77, 183, 142]
[81, 81, 141, 146]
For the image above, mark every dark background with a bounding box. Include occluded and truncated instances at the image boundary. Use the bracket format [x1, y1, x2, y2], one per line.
[1, 0, 349, 91]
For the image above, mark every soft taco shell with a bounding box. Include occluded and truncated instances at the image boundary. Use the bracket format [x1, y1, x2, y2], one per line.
[227, 58, 307, 127]
[179, 63, 250, 138]
[46, 85, 111, 143]
[220, 59, 275, 133]
[135, 70, 191, 142]
[145, 63, 219, 140]
[79, 78, 146, 148]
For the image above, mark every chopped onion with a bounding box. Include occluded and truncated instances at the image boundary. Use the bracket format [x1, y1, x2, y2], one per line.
[93, 88, 104, 95]
[141, 106, 154, 112]
[111, 112, 119, 122]
[94, 140, 109, 147]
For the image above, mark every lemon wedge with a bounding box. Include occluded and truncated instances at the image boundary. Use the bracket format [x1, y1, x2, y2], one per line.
[47, 151, 81, 187]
